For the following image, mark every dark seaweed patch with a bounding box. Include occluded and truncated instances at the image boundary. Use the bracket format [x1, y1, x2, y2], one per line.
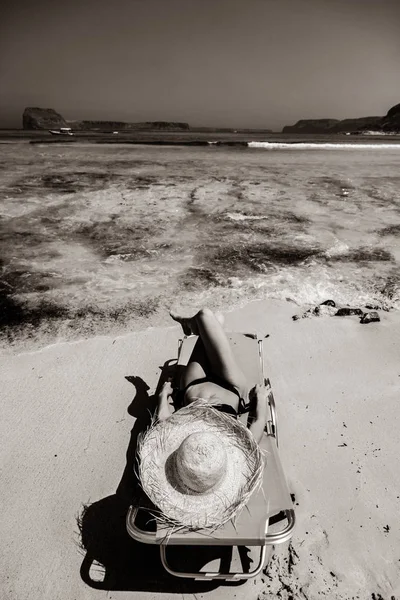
[0, 293, 70, 333]
[216, 210, 310, 233]
[0, 292, 159, 341]
[0, 262, 60, 295]
[125, 175, 159, 190]
[282, 211, 310, 224]
[42, 173, 93, 193]
[166, 175, 194, 184]
[378, 275, 400, 300]
[184, 187, 208, 218]
[74, 221, 161, 259]
[1, 227, 48, 248]
[220, 219, 277, 234]
[69, 299, 159, 322]
[0, 202, 79, 262]
[362, 188, 398, 207]
[310, 176, 356, 190]
[2, 171, 118, 198]
[210, 242, 321, 273]
[308, 191, 327, 205]
[327, 247, 393, 262]
[1, 271, 52, 294]
[230, 182, 245, 202]
[376, 224, 400, 236]
[180, 267, 221, 290]
[308, 177, 357, 205]
[42, 172, 114, 192]
[360, 179, 400, 208]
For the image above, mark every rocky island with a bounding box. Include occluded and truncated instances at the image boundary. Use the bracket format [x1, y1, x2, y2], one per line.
[23, 107, 68, 130]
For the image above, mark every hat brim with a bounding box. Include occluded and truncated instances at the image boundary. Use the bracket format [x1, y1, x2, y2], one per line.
[137, 401, 264, 531]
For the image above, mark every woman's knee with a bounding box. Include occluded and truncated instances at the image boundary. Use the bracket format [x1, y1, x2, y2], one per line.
[197, 307, 214, 319]
[195, 308, 217, 326]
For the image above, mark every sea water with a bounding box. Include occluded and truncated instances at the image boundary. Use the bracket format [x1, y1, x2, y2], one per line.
[1, 140, 399, 344]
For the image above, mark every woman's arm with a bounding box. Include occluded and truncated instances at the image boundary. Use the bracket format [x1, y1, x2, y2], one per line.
[248, 384, 270, 443]
[155, 381, 175, 422]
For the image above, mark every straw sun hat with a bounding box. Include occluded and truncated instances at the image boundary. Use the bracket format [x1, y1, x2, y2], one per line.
[137, 401, 264, 531]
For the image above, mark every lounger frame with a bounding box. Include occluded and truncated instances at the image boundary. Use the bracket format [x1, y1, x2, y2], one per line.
[126, 333, 295, 580]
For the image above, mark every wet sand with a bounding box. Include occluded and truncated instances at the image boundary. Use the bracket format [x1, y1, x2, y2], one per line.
[1, 299, 400, 599]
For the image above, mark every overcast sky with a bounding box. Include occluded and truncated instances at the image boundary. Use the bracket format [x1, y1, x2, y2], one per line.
[1, 0, 399, 130]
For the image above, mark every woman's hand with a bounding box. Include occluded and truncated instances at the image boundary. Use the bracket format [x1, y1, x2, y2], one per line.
[160, 380, 173, 398]
[249, 383, 270, 419]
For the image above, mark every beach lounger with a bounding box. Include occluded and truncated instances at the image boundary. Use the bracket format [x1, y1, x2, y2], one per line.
[126, 332, 295, 580]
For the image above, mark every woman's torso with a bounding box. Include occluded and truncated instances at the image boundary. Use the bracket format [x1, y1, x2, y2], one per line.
[183, 381, 240, 413]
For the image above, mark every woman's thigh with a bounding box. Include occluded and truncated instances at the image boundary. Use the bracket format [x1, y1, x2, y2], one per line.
[180, 360, 206, 390]
[180, 337, 209, 390]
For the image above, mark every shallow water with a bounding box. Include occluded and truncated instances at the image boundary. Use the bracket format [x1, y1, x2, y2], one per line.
[1, 141, 400, 346]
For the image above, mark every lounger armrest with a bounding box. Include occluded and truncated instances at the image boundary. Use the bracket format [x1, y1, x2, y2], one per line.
[265, 509, 296, 545]
[126, 506, 158, 544]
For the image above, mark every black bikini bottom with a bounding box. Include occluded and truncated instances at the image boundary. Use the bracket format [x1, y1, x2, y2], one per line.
[177, 375, 248, 417]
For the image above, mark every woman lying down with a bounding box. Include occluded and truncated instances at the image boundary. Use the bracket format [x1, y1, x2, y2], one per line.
[137, 308, 270, 531]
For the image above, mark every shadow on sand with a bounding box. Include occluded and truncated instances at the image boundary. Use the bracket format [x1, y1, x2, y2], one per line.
[78, 363, 252, 593]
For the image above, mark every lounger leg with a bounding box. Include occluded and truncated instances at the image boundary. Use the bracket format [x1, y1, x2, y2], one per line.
[265, 509, 296, 545]
[159, 544, 268, 580]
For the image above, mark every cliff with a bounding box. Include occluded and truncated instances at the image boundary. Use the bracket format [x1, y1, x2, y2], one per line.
[68, 120, 128, 131]
[282, 102, 400, 134]
[69, 120, 190, 131]
[381, 103, 400, 131]
[22, 107, 190, 131]
[329, 116, 382, 133]
[23, 107, 67, 130]
[282, 119, 339, 134]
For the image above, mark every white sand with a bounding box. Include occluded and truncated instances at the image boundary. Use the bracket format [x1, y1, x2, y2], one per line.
[1, 300, 400, 599]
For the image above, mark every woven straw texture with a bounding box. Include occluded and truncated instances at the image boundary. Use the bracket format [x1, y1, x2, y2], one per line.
[137, 401, 264, 532]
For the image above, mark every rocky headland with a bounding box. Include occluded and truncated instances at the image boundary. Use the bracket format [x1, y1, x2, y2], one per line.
[69, 119, 190, 131]
[282, 102, 400, 134]
[22, 107, 190, 131]
[282, 118, 340, 134]
[20, 103, 400, 137]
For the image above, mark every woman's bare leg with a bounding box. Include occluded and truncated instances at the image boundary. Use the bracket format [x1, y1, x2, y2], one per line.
[179, 338, 208, 390]
[170, 308, 247, 395]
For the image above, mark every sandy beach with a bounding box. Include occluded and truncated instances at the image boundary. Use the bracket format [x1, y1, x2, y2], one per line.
[1, 299, 400, 600]
[2, 0, 400, 596]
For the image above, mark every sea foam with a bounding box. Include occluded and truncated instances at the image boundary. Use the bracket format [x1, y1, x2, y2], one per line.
[248, 142, 400, 150]
[226, 212, 269, 221]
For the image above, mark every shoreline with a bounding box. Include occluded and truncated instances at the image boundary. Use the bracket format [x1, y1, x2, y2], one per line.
[1, 297, 294, 357]
[1, 296, 396, 358]
[1, 299, 400, 598]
